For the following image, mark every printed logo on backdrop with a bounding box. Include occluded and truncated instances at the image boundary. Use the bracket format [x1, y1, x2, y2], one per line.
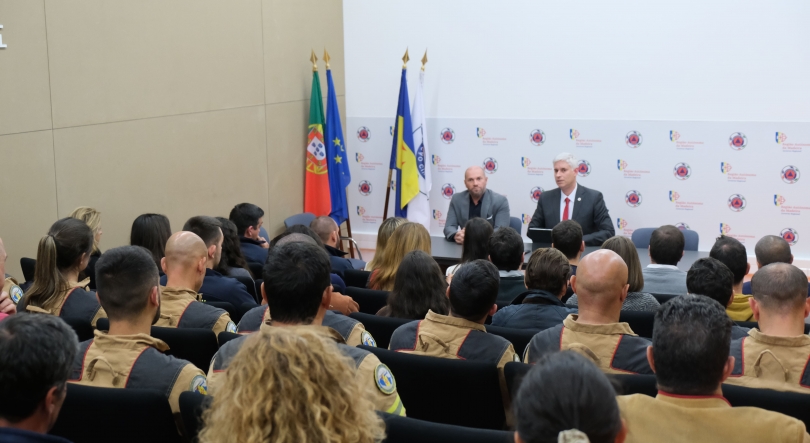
[727, 194, 746, 212]
[389, 126, 394, 136]
[432, 210, 445, 227]
[355, 153, 383, 171]
[782, 165, 800, 184]
[625, 191, 642, 207]
[356, 206, 381, 224]
[483, 158, 498, 174]
[477, 128, 486, 138]
[669, 130, 705, 150]
[625, 131, 643, 148]
[576, 160, 591, 177]
[530, 187, 544, 203]
[522, 157, 552, 176]
[728, 132, 747, 150]
[356, 127, 371, 142]
[774, 195, 810, 216]
[358, 180, 372, 196]
[720, 162, 756, 183]
[476, 127, 506, 146]
[616, 218, 634, 236]
[441, 183, 456, 199]
[673, 163, 691, 180]
[775, 132, 809, 153]
[431, 155, 460, 173]
[720, 223, 731, 235]
[720, 162, 732, 174]
[669, 191, 704, 211]
[618, 159, 650, 179]
[720, 223, 755, 243]
[774, 195, 786, 207]
[669, 191, 680, 202]
[440, 128, 455, 144]
[570, 129, 601, 148]
[522, 214, 532, 225]
[675, 223, 690, 231]
[781, 228, 799, 246]
[530, 129, 546, 146]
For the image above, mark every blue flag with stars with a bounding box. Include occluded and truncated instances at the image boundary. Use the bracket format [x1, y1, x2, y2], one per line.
[325, 69, 351, 225]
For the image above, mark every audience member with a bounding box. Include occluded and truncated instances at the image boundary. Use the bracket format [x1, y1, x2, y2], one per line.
[686, 257, 751, 339]
[617, 294, 810, 442]
[0, 238, 20, 313]
[725, 263, 810, 393]
[365, 217, 407, 271]
[743, 235, 809, 297]
[0, 314, 78, 443]
[377, 250, 449, 319]
[18, 218, 106, 326]
[129, 213, 172, 275]
[310, 215, 360, 275]
[159, 216, 255, 307]
[68, 207, 103, 290]
[568, 236, 659, 312]
[491, 248, 576, 330]
[209, 242, 405, 415]
[214, 217, 254, 280]
[199, 327, 386, 443]
[524, 250, 652, 374]
[514, 351, 627, 443]
[228, 203, 268, 267]
[488, 227, 526, 305]
[368, 222, 431, 291]
[158, 232, 236, 334]
[641, 225, 687, 295]
[552, 220, 585, 302]
[445, 217, 493, 278]
[710, 236, 752, 321]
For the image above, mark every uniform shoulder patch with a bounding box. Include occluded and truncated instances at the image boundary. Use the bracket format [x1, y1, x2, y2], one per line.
[361, 330, 377, 347]
[513, 353, 521, 362]
[226, 321, 237, 333]
[190, 375, 208, 395]
[374, 363, 396, 395]
[9, 285, 23, 304]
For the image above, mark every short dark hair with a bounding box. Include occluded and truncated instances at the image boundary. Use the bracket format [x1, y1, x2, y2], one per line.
[751, 263, 809, 313]
[525, 248, 571, 295]
[552, 220, 583, 259]
[448, 259, 499, 320]
[228, 203, 264, 237]
[652, 294, 733, 395]
[183, 216, 222, 247]
[754, 235, 792, 267]
[460, 218, 493, 264]
[488, 227, 523, 271]
[130, 213, 172, 270]
[709, 236, 748, 284]
[215, 217, 252, 276]
[686, 257, 734, 307]
[649, 225, 685, 266]
[262, 242, 331, 324]
[515, 351, 622, 443]
[386, 251, 449, 319]
[0, 314, 78, 422]
[310, 216, 338, 243]
[95, 246, 159, 321]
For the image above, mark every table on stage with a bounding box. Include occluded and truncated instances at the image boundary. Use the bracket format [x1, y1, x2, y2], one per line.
[430, 236, 708, 272]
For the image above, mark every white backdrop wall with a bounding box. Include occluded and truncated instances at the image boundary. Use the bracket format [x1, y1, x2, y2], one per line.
[343, 0, 810, 258]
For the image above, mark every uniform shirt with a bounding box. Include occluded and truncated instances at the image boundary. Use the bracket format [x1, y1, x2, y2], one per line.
[160, 270, 255, 307]
[207, 326, 405, 416]
[69, 331, 206, 417]
[325, 245, 354, 276]
[726, 329, 810, 394]
[18, 279, 106, 327]
[491, 290, 576, 330]
[524, 315, 652, 375]
[727, 293, 754, 321]
[0, 428, 72, 443]
[155, 286, 237, 335]
[235, 305, 375, 347]
[4, 276, 24, 306]
[618, 392, 810, 443]
[239, 237, 267, 266]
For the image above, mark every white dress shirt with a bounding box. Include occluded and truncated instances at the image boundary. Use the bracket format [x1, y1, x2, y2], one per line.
[559, 184, 578, 223]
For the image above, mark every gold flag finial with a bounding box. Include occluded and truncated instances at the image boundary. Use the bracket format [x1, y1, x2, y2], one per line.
[402, 48, 410, 69]
[421, 49, 428, 71]
[310, 50, 318, 72]
[323, 49, 331, 70]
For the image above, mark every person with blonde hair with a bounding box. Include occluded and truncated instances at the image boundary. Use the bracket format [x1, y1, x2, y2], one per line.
[200, 326, 386, 443]
[69, 206, 103, 289]
[365, 217, 407, 271]
[368, 222, 431, 291]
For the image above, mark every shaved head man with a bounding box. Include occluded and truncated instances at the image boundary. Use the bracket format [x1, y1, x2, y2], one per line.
[162, 231, 208, 293]
[742, 235, 809, 298]
[524, 249, 652, 375]
[309, 216, 360, 275]
[443, 165, 511, 243]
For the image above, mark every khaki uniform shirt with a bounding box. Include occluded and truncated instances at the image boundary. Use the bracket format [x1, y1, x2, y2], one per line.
[155, 286, 236, 335]
[20, 278, 106, 327]
[239, 305, 371, 347]
[69, 331, 206, 416]
[618, 392, 810, 443]
[3, 276, 24, 305]
[726, 329, 810, 394]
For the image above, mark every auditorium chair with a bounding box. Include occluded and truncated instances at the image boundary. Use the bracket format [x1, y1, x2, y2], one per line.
[485, 325, 539, 357]
[179, 391, 208, 443]
[283, 212, 316, 229]
[247, 262, 263, 280]
[203, 301, 241, 323]
[343, 269, 371, 288]
[631, 227, 699, 251]
[218, 331, 241, 346]
[349, 312, 409, 349]
[51, 384, 180, 443]
[618, 310, 655, 338]
[381, 412, 512, 443]
[20, 257, 36, 283]
[360, 346, 505, 430]
[62, 317, 96, 342]
[346, 287, 390, 315]
[509, 216, 522, 233]
[231, 274, 259, 303]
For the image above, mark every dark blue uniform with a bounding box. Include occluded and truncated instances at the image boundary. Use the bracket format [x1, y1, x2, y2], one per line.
[239, 237, 268, 266]
[160, 270, 256, 307]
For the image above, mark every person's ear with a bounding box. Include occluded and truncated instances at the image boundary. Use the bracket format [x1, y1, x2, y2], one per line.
[488, 254, 493, 263]
[260, 282, 268, 305]
[513, 431, 524, 443]
[321, 285, 333, 310]
[520, 252, 525, 265]
[44, 385, 63, 426]
[207, 244, 216, 260]
[579, 241, 585, 253]
[646, 346, 656, 374]
[749, 297, 760, 321]
[756, 260, 763, 269]
[160, 257, 167, 274]
[445, 286, 451, 299]
[620, 283, 629, 302]
[199, 256, 207, 273]
[745, 263, 750, 275]
[720, 356, 735, 383]
[570, 275, 578, 294]
[790, 255, 794, 264]
[615, 418, 629, 443]
[488, 304, 498, 317]
[150, 286, 160, 308]
[803, 298, 810, 319]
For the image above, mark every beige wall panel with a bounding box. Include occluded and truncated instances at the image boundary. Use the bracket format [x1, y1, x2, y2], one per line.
[0, 0, 52, 136]
[0, 130, 58, 280]
[45, 0, 265, 129]
[264, 100, 308, 236]
[52, 106, 268, 254]
[263, 0, 345, 104]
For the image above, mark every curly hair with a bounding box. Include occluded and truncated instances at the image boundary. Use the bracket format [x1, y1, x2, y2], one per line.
[198, 327, 386, 443]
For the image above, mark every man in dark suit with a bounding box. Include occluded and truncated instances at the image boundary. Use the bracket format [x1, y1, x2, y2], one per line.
[528, 153, 614, 246]
[444, 166, 511, 243]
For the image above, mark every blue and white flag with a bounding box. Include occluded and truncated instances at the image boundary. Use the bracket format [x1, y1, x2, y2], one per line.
[406, 70, 431, 229]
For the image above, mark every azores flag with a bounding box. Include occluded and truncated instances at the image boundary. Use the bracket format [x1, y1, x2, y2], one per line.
[325, 68, 351, 225]
[304, 71, 331, 216]
[406, 70, 431, 230]
[389, 69, 419, 218]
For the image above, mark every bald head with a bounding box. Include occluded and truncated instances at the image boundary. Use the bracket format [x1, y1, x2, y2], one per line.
[574, 249, 629, 310]
[310, 216, 338, 244]
[755, 235, 793, 268]
[464, 166, 488, 200]
[752, 262, 808, 313]
[164, 231, 208, 271]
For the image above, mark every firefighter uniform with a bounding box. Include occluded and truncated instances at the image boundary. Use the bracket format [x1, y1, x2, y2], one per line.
[236, 305, 375, 347]
[3, 276, 24, 306]
[18, 278, 106, 327]
[726, 329, 810, 394]
[156, 286, 236, 335]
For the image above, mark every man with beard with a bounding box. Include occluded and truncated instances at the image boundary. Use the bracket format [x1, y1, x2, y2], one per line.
[444, 166, 511, 244]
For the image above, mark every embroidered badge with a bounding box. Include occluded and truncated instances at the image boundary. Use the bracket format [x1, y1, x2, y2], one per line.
[190, 375, 208, 395]
[226, 321, 237, 333]
[361, 330, 377, 347]
[375, 364, 396, 395]
[9, 285, 23, 304]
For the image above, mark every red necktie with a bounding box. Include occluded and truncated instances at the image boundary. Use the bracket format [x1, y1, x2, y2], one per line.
[563, 197, 570, 221]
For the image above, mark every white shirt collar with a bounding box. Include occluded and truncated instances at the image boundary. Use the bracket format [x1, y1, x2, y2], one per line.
[562, 183, 578, 200]
[647, 264, 679, 270]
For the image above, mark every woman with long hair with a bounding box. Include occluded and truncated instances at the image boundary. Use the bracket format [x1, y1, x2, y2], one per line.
[19, 218, 106, 326]
[199, 326, 386, 443]
[377, 250, 449, 319]
[69, 206, 103, 289]
[368, 222, 431, 291]
[215, 217, 254, 279]
[445, 217, 494, 278]
[130, 213, 172, 274]
[365, 217, 407, 271]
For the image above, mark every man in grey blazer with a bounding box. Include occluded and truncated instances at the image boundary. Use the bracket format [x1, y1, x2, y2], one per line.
[444, 166, 511, 243]
[528, 153, 614, 246]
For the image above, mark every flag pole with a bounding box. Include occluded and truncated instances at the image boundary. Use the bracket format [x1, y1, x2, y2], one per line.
[383, 49, 410, 221]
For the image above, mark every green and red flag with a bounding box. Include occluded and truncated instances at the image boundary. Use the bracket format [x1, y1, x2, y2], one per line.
[304, 69, 331, 215]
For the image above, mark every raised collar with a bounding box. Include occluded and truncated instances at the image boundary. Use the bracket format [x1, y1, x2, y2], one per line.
[91, 330, 169, 352]
[239, 236, 263, 246]
[563, 314, 636, 336]
[425, 309, 486, 332]
[748, 328, 810, 347]
[522, 290, 567, 307]
[656, 390, 732, 408]
[325, 244, 347, 257]
[204, 268, 223, 278]
[160, 286, 202, 302]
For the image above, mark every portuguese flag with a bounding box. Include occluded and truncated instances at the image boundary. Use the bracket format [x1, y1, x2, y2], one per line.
[304, 71, 331, 216]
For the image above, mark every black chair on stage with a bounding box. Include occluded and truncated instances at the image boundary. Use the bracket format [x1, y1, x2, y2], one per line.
[485, 325, 539, 357]
[20, 257, 36, 283]
[349, 312, 410, 349]
[218, 331, 242, 346]
[179, 391, 208, 443]
[346, 287, 390, 315]
[50, 384, 180, 443]
[651, 293, 680, 304]
[619, 311, 655, 338]
[381, 413, 512, 443]
[62, 317, 95, 342]
[360, 346, 505, 430]
[204, 301, 241, 323]
[344, 269, 371, 288]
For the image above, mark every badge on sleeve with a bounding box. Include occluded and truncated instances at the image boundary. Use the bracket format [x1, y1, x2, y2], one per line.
[9, 285, 23, 304]
[226, 321, 237, 333]
[513, 353, 521, 362]
[361, 330, 377, 347]
[374, 364, 396, 395]
[190, 375, 208, 395]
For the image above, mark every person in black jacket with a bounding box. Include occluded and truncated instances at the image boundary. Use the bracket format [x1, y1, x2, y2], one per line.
[229, 203, 269, 267]
[310, 216, 364, 275]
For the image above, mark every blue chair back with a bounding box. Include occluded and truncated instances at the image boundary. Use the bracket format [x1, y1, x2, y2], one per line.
[509, 216, 521, 233]
[631, 227, 699, 251]
[284, 212, 316, 229]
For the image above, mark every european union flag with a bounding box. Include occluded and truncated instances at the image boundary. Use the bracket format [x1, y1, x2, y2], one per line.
[389, 69, 419, 218]
[325, 69, 351, 225]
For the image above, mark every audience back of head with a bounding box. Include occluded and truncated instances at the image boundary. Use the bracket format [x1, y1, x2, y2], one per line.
[754, 235, 793, 267]
[95, 245, 160, 323]
[460, 217, 493, 264]
[686, 257, 734, 307]
[524, 248, 570, 297]
[68, 206, 102, 254]
[572, 249, 628, 314]
[649, 225, 684, 266]
[183, 216, 223, 267]
[369, 222, 431, 291]
[552, 220, 584, 260]
[709, 235, 748, 285]
[130, 213, 172, 270]
[602, 236, 644, 293]
[262, 241, 331, 324]
[488, 227, 523, 271]
[310, 216, 339, 245]
[448, 260, 499, 321]
[215, 217, 252, 276]
[282, 224, 326, 249]
[366, 217, 407, 270]
[385, 250, 449, 319]
[228, 203, 264, 238]
[751, 263, 809, 315]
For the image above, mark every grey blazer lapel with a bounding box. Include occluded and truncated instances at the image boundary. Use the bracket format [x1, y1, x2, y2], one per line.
[571, 186, 586, 221]
[457, 192, 470, 222]
[480, 189, 492, 222]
